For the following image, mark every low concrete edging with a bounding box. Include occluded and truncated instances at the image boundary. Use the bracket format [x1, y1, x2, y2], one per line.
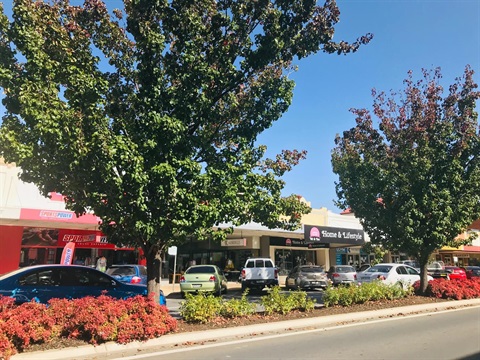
[13, 298, 480, 360]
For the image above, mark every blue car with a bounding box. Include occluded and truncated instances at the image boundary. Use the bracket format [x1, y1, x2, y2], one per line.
[106, 264, 147, 285]
[0, 265, 166, 306]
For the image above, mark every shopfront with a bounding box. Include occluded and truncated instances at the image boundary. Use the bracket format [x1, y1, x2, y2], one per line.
[334, 247, 371, 267]
[0, 223, 138, 273]
[270, 237, 329, 275]
[0, 207, 139, 275]
[173, 236, 261, 281]
[436, 246, 480, 266]
[304, 224, 366, 269]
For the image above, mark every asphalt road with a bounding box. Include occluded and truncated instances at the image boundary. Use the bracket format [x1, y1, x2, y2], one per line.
[109, 306, 480, 360]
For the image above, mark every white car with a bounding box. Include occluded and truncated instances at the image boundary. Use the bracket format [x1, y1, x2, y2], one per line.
[357, 263, 433, 290]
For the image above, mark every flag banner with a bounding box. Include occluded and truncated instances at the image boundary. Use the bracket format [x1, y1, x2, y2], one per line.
[60, 241, 76, 265]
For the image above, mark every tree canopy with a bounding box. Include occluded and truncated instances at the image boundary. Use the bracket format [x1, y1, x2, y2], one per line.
[0, 0, 371, 296]
[331, 66, 480, 292]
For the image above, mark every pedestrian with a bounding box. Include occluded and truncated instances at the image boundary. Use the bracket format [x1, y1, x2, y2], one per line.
[96, 255, 107, 272]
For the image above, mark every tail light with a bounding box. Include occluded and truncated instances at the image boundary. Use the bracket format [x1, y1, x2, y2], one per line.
[241, 269, 246, 279]
[179, 276, 186, 283]
[274, 268, 278, 279]
[130, 276, 142, 284]
[209, 275, 216, 282]
[333, 273, 340, 278]
[354, 274, 357, 280]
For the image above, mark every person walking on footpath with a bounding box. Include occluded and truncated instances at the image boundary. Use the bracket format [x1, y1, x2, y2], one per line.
[96, 256, 107, 272]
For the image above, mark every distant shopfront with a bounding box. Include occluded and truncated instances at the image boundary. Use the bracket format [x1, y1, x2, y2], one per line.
[304, 224, 366, 269]
[267, 226, 367, 275]
[269, 236, 329, 275]
[173, 237, 260, 281]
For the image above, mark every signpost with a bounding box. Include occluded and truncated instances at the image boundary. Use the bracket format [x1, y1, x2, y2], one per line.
[168, 246, 178, 292]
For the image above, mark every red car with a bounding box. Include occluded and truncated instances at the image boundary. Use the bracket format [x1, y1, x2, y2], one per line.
[445, 266, 467, 280]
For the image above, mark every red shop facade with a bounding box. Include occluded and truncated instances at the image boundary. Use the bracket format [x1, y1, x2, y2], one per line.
[0, 207, 138, 275]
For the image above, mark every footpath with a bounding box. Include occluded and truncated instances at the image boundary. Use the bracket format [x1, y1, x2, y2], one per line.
[12, 294, 480, 360]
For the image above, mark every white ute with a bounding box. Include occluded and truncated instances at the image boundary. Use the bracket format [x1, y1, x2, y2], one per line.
[240, 258, 278, 292]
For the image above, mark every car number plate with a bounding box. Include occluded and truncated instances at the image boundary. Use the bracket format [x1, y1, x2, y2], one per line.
[255, 280, 265, 284]
[311, 281, 319, 285]
[192, 284, 202, 288]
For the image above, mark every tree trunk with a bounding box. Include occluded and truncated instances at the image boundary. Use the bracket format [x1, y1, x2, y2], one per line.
[419, 262, 429, 295]
[143, 242, 164, 303]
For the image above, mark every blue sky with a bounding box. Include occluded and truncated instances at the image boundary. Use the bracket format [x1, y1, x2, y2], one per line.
[1, 1, 479, 213]
[258, 0, 480, 212]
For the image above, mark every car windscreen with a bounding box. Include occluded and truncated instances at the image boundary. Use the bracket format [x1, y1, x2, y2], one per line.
[186, 266, 215, 274]
[367, 266, 392, 273]
[335, 266, 355, 273]
[106, 267, 136, 276]
[300, 267, 324, 273]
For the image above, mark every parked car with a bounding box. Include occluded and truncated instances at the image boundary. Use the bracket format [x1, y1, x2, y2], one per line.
[327, 265, 357, 286]
[444, 266, 467, 280]
[106, 264, 147, 285]
[463, 266, 480, 279]
[285, 265, 329, 290]
[180, 265, 227, 297]
[0, 265, 166, 306]
[400, 260, 421, 271]
[240, 258, 278, 292]
[427, 261, 450, 279]
[357, 263, 433, 290]
[357, 264, 371, 273]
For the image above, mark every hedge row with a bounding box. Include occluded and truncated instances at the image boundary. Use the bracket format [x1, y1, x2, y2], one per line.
[180, 287, 316, 323]
[0, 294, 177, 360]
[414, 277, 480, 299]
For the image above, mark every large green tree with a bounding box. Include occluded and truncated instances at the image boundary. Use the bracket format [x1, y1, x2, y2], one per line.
[332, 67, 480, 293]
[0, 0, 371, 298]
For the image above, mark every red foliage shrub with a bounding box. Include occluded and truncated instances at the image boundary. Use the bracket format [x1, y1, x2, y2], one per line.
[0, 297, 56, 359]
[116, 295, 177, 344]
[414, 278, 480, 299]
[0, 294, 177, 359]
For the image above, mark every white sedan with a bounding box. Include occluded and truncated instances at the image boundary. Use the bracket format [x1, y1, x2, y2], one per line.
[357, 263, 433, 289]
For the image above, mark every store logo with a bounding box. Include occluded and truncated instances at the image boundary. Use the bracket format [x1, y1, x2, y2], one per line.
[309, 227, 321, 241]
[97, 236, 108, 243]
[39, 210, 73, 220]
[63, 234, 96, 243]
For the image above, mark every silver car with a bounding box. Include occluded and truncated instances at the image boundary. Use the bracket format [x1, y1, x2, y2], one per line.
[327, 265, 357, 286]
[285, 265, 329, 290]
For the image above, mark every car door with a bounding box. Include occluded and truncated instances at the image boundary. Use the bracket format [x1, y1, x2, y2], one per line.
[405, 265, 421, 284]
[395, 265, 410, 285]
[66, 267, 116, 299]
[216, 266, 227, 289]
[15, 267, 64, 303]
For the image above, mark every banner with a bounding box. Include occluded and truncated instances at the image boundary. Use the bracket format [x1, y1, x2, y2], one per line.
[60, 242, 76, 265]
